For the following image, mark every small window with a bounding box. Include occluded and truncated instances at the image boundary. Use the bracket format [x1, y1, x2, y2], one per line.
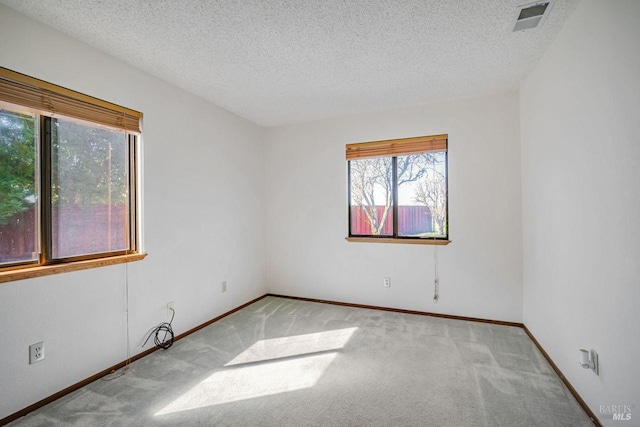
[346, 135, 449, 244]
[0, 67, 144, 281]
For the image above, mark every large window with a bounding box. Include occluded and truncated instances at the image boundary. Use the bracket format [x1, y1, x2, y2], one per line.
[0, 67, 144, 281]
[347, 135, 449, 244]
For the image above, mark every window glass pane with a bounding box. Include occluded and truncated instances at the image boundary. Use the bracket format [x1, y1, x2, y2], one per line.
[51, 117, 130, 258]
[349, 157, 394, 236]
[0, 106, 39, 265]
[397, 152, 447, 238]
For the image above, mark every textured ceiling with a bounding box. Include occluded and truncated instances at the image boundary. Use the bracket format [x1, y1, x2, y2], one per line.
[1, 0, 580, 126]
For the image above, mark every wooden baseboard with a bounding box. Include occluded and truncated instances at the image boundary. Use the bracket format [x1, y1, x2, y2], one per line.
[267, 293, 523, 327]
[0, 294, 267, 426]
[269, 293, 600, 426]
[523, 326, 602, 426]
[2, 293, 600, 427]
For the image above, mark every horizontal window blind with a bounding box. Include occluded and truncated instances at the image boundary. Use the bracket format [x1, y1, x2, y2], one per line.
[0, 67, 142, 134]
[346, 134, 447, 160]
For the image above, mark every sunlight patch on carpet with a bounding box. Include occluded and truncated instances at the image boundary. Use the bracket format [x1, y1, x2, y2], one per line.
[225, 327, 358, 366]
[155, 328, 357, 415]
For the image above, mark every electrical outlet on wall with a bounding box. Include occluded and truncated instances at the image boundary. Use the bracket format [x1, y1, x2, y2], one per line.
[383, 277, 391, 288]
[29, 341, 45, 364]
[221, 281, 227, 293]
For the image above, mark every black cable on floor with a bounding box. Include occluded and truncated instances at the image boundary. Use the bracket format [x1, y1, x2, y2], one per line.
[142, 308, 175, 350]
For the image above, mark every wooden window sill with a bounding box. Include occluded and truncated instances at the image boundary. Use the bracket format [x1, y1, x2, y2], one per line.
[346, 237, 451, 245]
[0, 253, 147, 284]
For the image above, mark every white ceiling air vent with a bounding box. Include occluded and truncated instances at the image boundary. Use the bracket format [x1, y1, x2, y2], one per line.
[512, 0, 555, 32]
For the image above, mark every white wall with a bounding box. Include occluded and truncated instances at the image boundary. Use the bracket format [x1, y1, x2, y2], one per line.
[265, 92, 523, 322]
[10, 0, 637, 422]
[0, 4, 266, 420]
[521, 1, 640, 424]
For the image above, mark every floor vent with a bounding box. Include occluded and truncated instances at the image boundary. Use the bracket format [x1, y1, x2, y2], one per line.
[512, 1, 555, 32]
